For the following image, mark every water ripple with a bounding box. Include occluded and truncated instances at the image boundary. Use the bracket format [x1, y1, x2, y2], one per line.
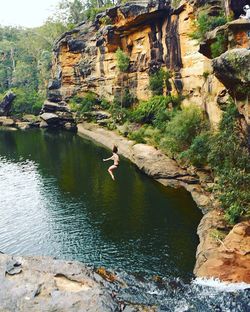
[0, 131, 249, 310]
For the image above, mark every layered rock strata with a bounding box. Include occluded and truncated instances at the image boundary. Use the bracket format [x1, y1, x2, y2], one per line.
[45, 1, 249, 128]
[45, 0, 227, 126]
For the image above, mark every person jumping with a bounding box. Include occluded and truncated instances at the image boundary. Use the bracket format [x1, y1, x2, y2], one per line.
[103, 145, 119, 180]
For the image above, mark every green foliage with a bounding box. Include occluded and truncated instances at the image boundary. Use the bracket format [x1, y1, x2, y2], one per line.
[131, 95, 179, 129]
[207, 102, 250, 224]
[109, 104, 130, 124]
[115, 48, 130, 72]
[191, 12, 227, 41]
[211, 34, 227, 58]
[99, 16, 112, 25]
[128, 127, 146, 144]
[0, 65, 10, 93]
[180, 132, 211, 167]
[69, 92, 97, 113]
[0, 93, 4, 102]
[52, 0, 85, 25]
[0, 22, 67, 101]
[12, 61, 38, 90]
[173, 101, 249, 224]
[51, 0, 115, 24]
[10, 88, 43, 115]
[85, 7, 106, 21]
[113, 89, 135, 108]
[216, 169, 250, 224]
[159, 105, 207, 156]
[171, 0, 182, 8]
[149, 69, 172, 96]
[106, 121, 117, 131]
[100, 98, 110, 110]
[208, 104, 240, 170]
[202, 71, 210, 80]
[121, 89, 135, 108]
[210, 229, 226, 242]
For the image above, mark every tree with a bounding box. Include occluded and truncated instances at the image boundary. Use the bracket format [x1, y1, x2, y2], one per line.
[12, 61, 38, 90]
[0, 20, 68, 104]
[53, 0, 85, 25]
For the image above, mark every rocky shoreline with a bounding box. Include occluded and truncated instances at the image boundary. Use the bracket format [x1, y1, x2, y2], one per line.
[0, 253, 156, 312]
[77, 122, 250, 284]
[0, 120, 249, 311]
[0, 253, 113, 311]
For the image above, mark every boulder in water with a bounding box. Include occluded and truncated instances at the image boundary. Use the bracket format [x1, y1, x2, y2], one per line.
[39, 120, 49, 128]
[40, 112, 59, 125]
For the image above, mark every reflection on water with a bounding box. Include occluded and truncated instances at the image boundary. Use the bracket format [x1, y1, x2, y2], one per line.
[0, 129, 202, 279]
[0, 129, 249, 311]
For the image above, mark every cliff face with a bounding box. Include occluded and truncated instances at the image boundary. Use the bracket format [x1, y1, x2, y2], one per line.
[46, 0, 249, 127]
[46, 1, 223, 126]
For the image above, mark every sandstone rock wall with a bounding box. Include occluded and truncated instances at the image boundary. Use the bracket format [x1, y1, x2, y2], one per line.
[46, 0, 232, 127]
[194, 216, 250, 283]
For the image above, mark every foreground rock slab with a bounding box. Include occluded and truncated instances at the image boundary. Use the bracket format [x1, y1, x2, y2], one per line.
[0, 254, 117, 312]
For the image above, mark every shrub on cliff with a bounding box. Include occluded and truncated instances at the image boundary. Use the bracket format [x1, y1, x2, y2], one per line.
[85, 3, 113, 22]
[180, 132, 211, 167]
[115, 48, 130, 72]
[128, 126, 147, 144]
[112, 89, 136, 109]
[122, 89, 136, 108]
[208, 102, 250, 224]
[159, 105, 208, 157]
[166, 101, 249, 224]
[128, 125, 162, 146]
[191, 12, 227, 41]
[211, 34, 227, 58]
[149, 69, 172, 96]
[69, 92, 97, 113]
[131, 95, 180, 128]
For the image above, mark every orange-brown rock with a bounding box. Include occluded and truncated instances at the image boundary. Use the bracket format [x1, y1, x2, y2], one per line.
[195, 219, 250, 283]
[96, 267, 117, 283]
[46, 1, 229, 127]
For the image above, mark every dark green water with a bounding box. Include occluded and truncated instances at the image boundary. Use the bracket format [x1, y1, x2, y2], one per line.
[1, 129, 249, 311]
[0, 129, 201, 279]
